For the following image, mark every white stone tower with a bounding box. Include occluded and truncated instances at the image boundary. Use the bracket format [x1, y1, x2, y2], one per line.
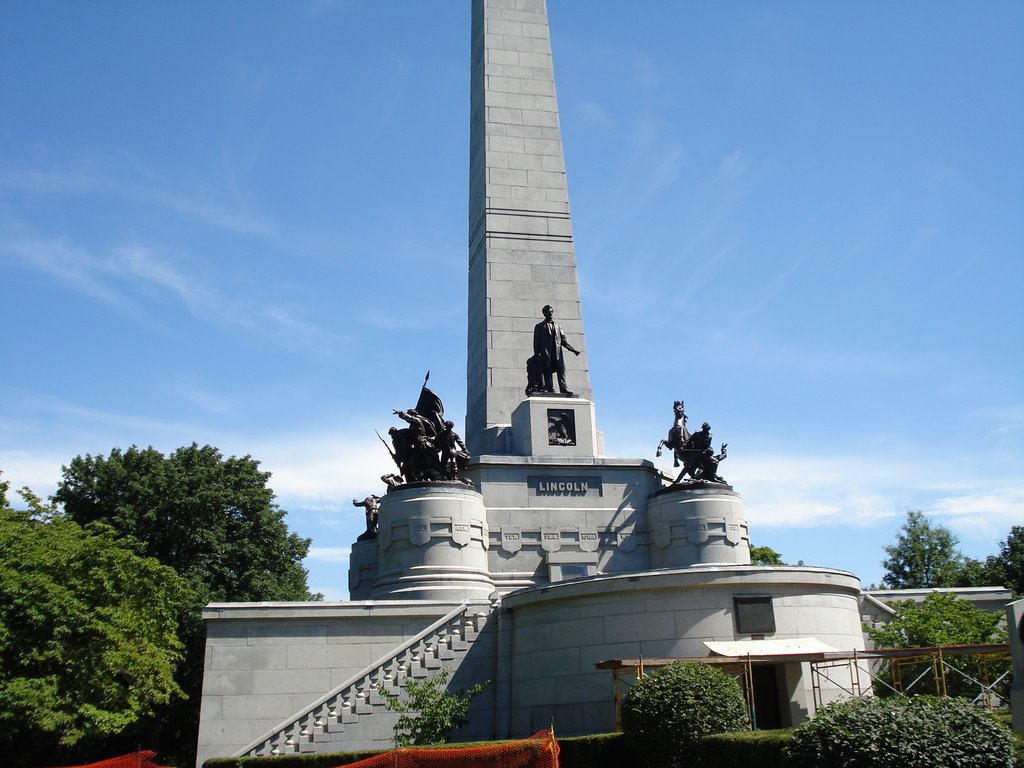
[466, 0, 593, 455]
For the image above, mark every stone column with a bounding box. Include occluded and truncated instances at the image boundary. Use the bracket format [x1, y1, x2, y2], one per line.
[1008, 599, 1024, 731]
[467, 0, 593, 455]
[647, 485, 751, 568]
[372, 483, 495, 600]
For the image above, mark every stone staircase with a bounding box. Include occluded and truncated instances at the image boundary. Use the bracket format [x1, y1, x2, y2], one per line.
[235, 601, 492, 757]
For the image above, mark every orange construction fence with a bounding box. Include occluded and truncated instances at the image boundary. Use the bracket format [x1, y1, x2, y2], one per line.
[48, 752, 171, 768]
[337, 729, 559, 768]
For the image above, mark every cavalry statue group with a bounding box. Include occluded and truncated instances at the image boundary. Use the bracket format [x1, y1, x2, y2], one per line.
[656, 400, 729, 486]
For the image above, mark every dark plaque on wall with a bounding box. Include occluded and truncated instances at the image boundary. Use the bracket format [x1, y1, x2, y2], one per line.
[548, 409, 576, 446]
[734, 595, 776, 635]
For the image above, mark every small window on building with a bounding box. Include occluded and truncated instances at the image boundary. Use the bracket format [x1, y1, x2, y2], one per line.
[559, 562, 589, 580]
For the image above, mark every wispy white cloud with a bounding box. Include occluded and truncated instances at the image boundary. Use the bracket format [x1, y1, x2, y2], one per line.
[649, 450, 1024, 549]
[0, 390, 200, 439]
[970, 403, 1024, 436]
[578, 101, 611, 125]
[1, 222, 344, 349]
[307, 546, 351, 564]
[932, 487, 1024, 543]
[1, 224, 127, 308]
[719, 149, 746, 182]
[0, 164, 274, 237]
[249, 431, 393, 506]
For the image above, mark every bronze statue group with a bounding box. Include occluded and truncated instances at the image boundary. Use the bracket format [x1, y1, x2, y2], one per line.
[355, 307, 730, 536]
[656, 400, 728, 486]
[378, 376, 471, 488]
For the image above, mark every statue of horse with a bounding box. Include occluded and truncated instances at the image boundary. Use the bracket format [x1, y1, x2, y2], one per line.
[655, 400, 690, 468]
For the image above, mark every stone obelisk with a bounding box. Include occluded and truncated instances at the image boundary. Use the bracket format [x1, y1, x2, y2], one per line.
[466, 0, 593, 455]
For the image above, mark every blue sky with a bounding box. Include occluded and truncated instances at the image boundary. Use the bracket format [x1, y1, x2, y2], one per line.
[1, 1, 1021, 599]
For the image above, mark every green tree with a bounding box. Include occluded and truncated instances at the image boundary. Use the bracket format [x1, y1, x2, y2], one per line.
[953, 556, 1002, 588]
[866, 592, 1008, 699]
[881, 510, 964, 588]
[54, 444, 315, 764]
[987, 526, 1024, 597]
[383, 668, 488, 747]
[749, 545, 784, 565]
[0, 490, 190, 765]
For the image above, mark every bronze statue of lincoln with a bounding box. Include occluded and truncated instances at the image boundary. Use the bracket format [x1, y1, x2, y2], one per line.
[531, 304, 580, 395]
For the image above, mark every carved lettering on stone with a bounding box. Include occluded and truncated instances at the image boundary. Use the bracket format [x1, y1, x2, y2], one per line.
[726, 522, 742, 545]
[686, 519, 709, 545]
[410, 518, 431, 546]
[452, 522, 471, 547]
[541, 526, 562, 553]
[579, 530, 599, 553]
[501, 527, 523, 553]
[617, 529, 636, 552]
[529, 476, 603, 497]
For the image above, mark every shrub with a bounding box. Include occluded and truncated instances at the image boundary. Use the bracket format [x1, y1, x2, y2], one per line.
[620, 661, 749, 767]
[786, 695, 1014, 768]
[383, 667, 488, 747]
[557, 732, 628, 768]
[700, 729, 791, 768]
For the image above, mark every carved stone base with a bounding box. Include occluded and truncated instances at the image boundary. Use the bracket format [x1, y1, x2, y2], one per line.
[371, 483, 494, 601]
[647, 485, 750, 568]
[510, 396, 599, 457]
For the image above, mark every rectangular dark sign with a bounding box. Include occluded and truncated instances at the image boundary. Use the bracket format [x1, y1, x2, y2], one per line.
[734, 595, 776, 635]
[528, 476, 603, 497]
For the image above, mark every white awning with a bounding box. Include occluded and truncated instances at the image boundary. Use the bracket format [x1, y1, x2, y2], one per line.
[704, 638, 842, 657]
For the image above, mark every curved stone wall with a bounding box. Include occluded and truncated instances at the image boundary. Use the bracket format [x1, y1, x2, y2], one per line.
[647, 485, 750, 567]
[372, 483, 495, 601]
[499, 565, 864, 736]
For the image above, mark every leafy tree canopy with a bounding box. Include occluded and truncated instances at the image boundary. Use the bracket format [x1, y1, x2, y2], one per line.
[749, 545, 784, 565]
[54, 443, 313, 607]
[0, 491, 190, 756]
[867, 592, 1006, 649]
[52, 444, 315, 764]
[987, 525, 1024, 597]
[881, 510, 964, 589]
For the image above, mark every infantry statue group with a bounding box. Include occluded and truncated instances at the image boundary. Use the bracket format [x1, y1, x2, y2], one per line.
[353, 307, 729, 536]
[379, 379, 471, 488]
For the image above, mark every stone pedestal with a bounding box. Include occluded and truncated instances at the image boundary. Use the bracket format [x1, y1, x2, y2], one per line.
[372, 482, 494, 600]
[510, 396, 599, 457]
[647, 484, 750, 568]
[1008, 599, 1024, 731]
[347, 538, 378, 600]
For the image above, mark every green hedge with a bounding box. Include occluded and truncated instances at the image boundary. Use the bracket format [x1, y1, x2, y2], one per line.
[700, 729, 792, 768]
[203, 720, 1023, 768]
[557, 732, 629, 768]
[787, 696, 1014, 768]
[203, 737, 537, 768]
[204, 749, 383, 768]
[558, 730, 790, 768]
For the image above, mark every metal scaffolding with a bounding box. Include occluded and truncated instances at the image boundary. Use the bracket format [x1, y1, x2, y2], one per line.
[596, 643, 1011, 731]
